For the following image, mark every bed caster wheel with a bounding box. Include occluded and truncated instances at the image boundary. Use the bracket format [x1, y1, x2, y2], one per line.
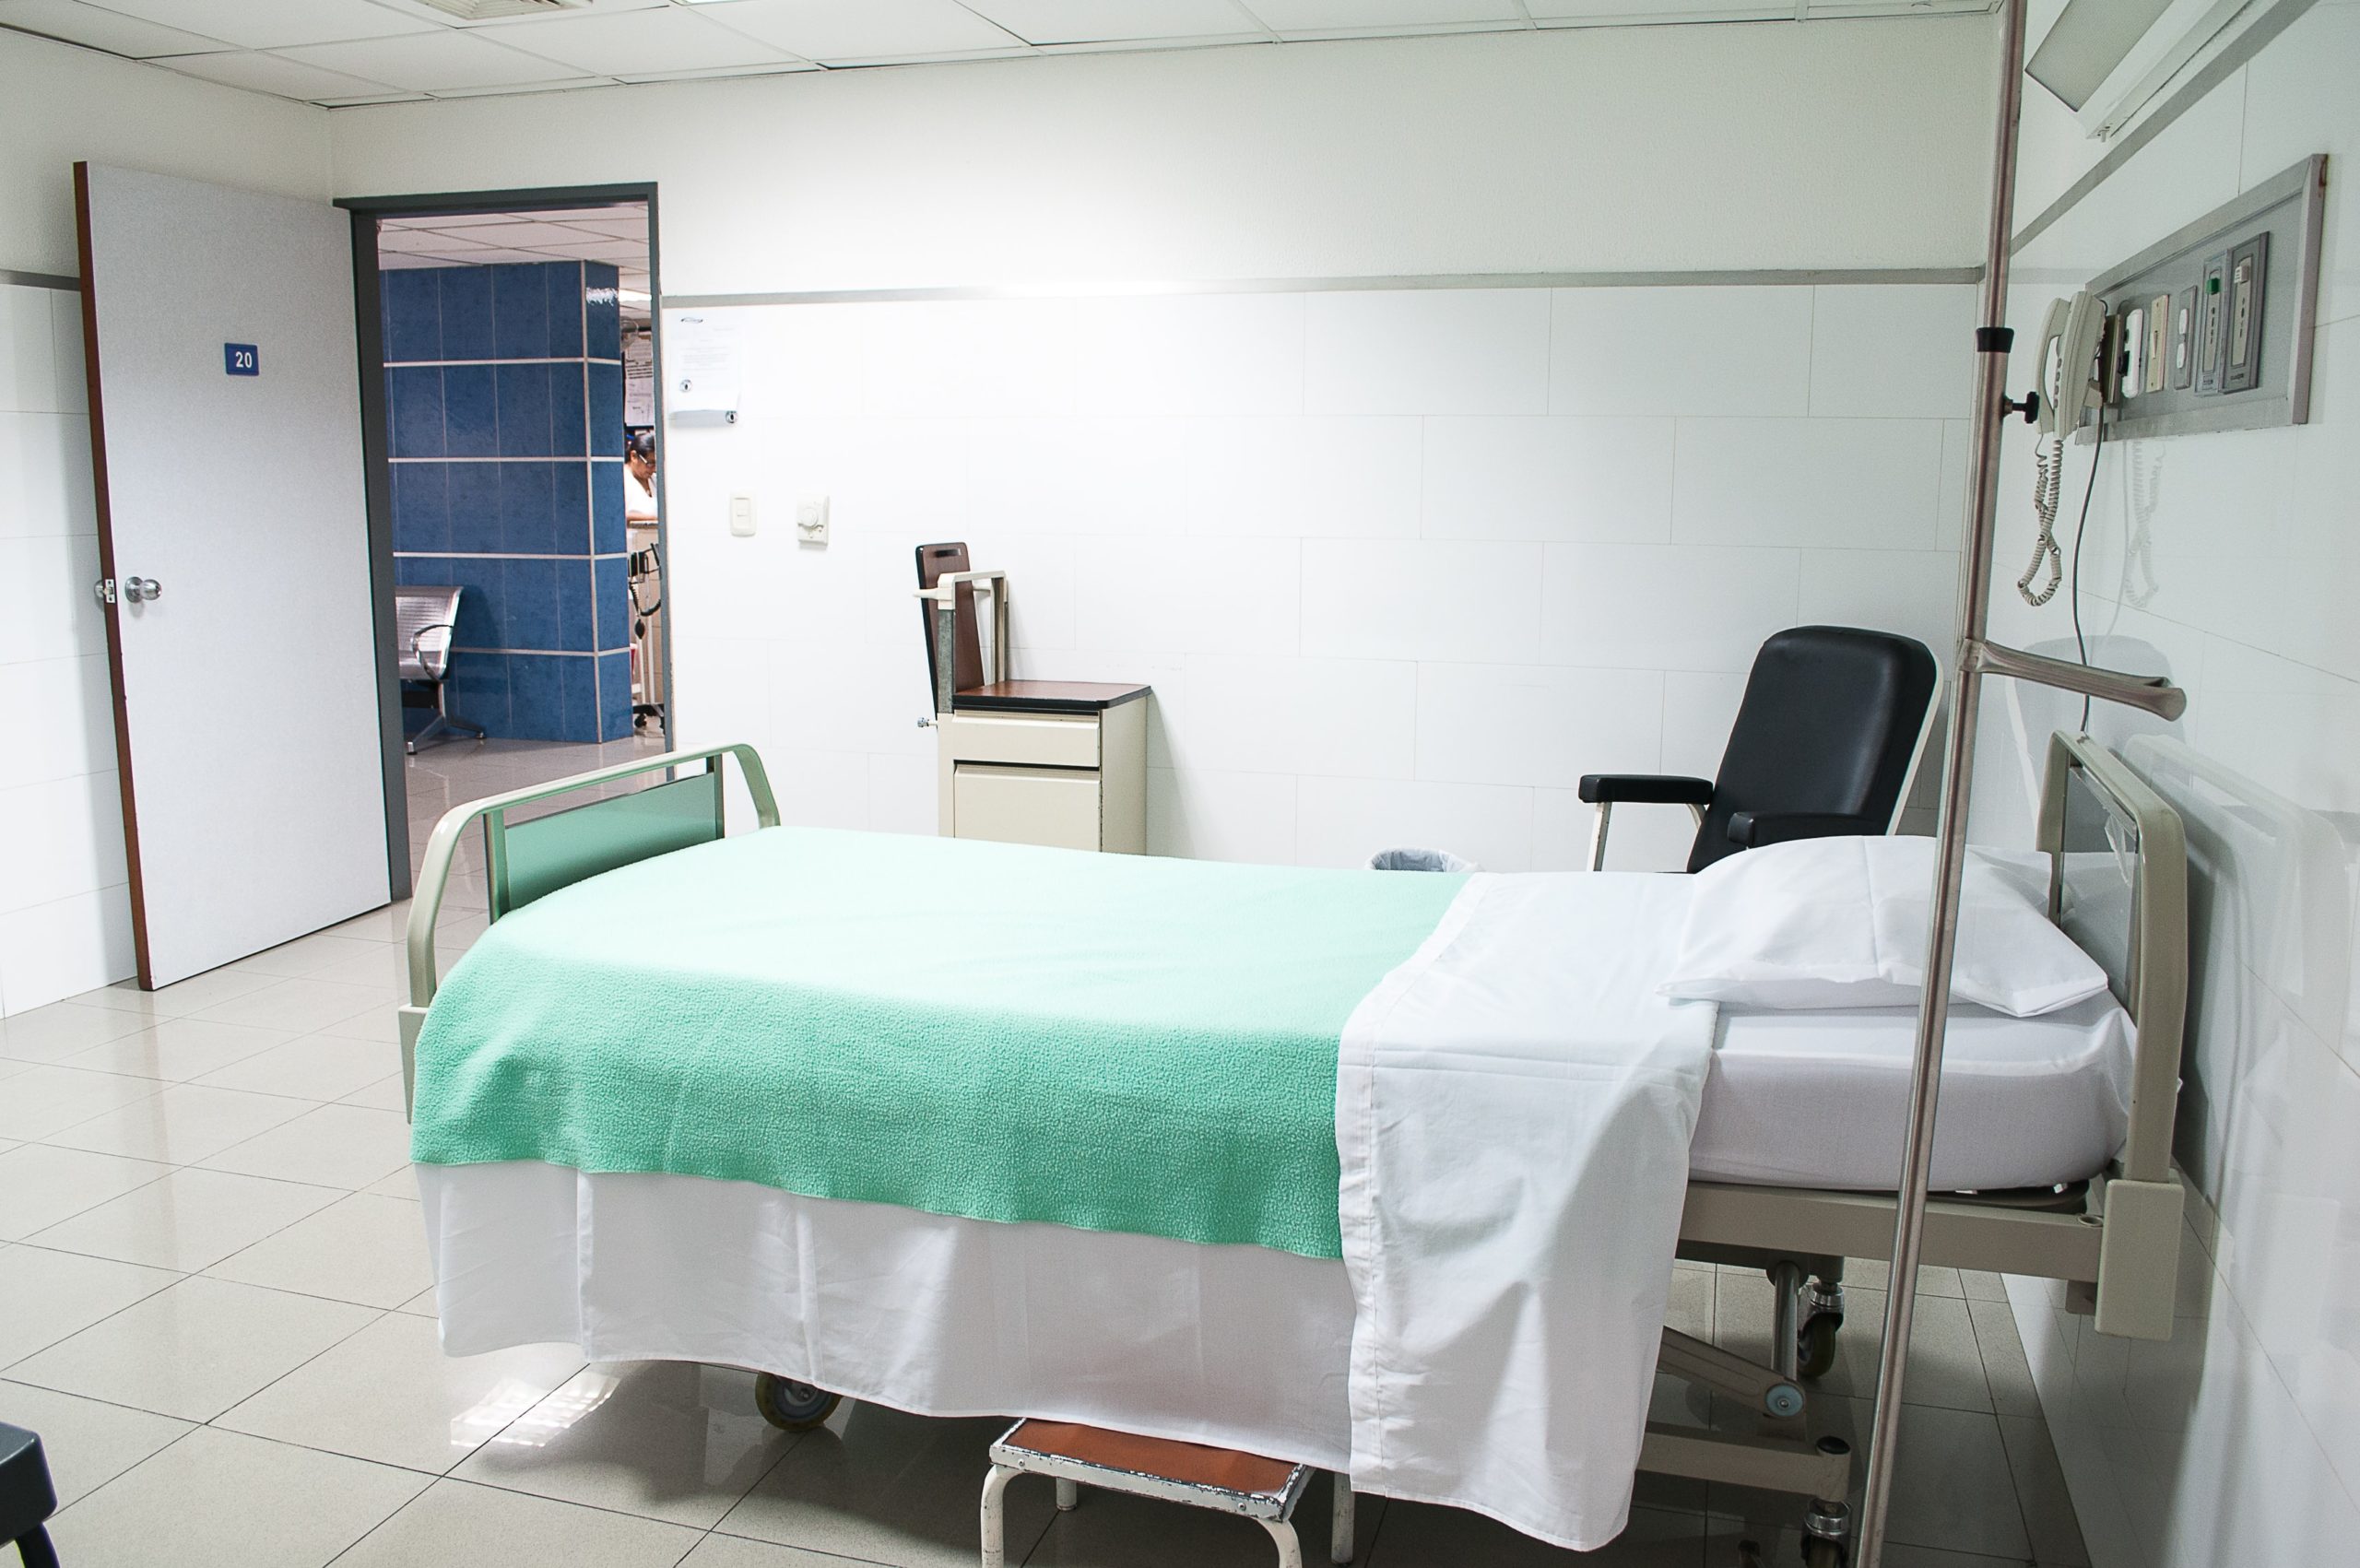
[1800, 1538, 1847, 1568]
[753, 1373, 841, 1431]
[1796, 1311, 1843, 1380]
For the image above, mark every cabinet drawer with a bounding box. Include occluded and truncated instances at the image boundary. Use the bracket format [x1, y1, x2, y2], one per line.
[941, 713, 1099, 770]
[953, 764, 1100, 852]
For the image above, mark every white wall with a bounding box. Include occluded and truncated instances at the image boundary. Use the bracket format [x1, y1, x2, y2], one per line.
[329, 16, 2001, 290]
[1969, 4, 2360, 1563]
[666, 279, 1973, 871]
[0, 279, 131, 1015]
[0, 29, 328, 276]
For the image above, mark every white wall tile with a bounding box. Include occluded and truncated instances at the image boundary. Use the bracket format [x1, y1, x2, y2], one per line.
[1304, 289, 1550, 416]
[1412, 662, 1661, 788]
[1420, 416, 1673, 543]
[1073, 536, 1301, 656]
[1659, 670, 1747, 777]
[1533, 784, 1700, 873]
[0, 654, 116, 789]
[50, 289, 88, 417]
[1807, 285, 1977, 419]
[984, 531, 1079, 652]
[2238, 2, 2360, 326]
[1671, 417, 1943, 549]
[1300, 538, 1541, 663]
[1540, 542, 1800, 673]
[1167, 653, 1415, 780]
[2, 533, 106, 666]
[1549, 286, 1812, 417]
[857, 300, 1077, 417]
[966, 416, 1185, 538]
[866, 751, 936, 835]
[1293, 775, 1532, 871]
[1179, 417, 1421, 539]
[1795, 548, 1962, 652]
[1068, 293, 1305, 416]
[0, 771, 127, 912]
[0, 885, 135, 1014]
[0, 286, 60, 413]
[1148, 767, 1297, 865]
[0, 410, 97, 540]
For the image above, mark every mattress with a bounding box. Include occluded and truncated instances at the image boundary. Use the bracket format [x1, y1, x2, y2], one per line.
[1693, 992, 2134, 1191]
[416, 994, 2134, 1475]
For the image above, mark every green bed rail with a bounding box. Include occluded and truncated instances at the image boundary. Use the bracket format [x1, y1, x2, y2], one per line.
[400, 743, 778, 1116]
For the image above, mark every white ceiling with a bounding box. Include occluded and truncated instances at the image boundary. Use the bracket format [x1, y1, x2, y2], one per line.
[376, 203, 654, 305]
[0, 0, 2000, 107]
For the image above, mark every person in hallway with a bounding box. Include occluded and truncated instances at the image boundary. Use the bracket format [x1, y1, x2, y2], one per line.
[625, 429, 658, 523]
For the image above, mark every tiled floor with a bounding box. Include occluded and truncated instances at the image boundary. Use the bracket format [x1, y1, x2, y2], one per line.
[0, 738, 2089, 1567]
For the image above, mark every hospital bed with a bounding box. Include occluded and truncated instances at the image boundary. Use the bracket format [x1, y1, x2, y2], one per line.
[395, 729, 2185, 1565]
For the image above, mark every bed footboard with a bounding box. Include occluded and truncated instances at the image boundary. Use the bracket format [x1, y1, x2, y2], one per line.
[398, 743, 778, 1117]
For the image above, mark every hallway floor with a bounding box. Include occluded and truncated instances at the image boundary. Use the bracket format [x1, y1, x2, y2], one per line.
[0, 737, 2087, 1567]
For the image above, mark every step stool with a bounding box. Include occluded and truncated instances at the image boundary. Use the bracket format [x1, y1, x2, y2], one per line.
[981, 1420, 1353, 1568]
[0, 1421, 59, 1568]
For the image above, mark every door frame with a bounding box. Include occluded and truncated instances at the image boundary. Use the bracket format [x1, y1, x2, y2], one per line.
[336, 182, 670, 901]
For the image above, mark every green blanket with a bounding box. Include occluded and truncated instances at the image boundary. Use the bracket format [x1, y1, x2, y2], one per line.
[411, 828, 1464, 1258]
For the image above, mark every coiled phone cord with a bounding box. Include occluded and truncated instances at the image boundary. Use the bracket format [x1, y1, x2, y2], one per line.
[2017, 430, 2065, 606]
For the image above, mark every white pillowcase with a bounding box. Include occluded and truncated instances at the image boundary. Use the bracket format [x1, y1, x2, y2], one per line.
[1660, 835, 2110, 1019]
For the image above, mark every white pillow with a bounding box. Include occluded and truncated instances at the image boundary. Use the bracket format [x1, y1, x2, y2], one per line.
[1660, 835, 2110, 1019]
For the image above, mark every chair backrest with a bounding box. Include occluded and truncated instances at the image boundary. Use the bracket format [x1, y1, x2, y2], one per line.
[915, 542, 984, 703]
[1690, 625, 1941, 873]
[395, 584, 464, 683]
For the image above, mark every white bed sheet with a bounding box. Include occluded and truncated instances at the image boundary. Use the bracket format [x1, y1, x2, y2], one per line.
[1693, 993, 2134, 1190]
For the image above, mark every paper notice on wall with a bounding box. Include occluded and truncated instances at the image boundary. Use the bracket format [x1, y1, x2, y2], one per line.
[666, 312, 740, 416]
[623, 329, 655, 426]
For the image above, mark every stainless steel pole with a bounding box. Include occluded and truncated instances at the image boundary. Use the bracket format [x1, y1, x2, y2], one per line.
[1853, 2, 2030, 1562]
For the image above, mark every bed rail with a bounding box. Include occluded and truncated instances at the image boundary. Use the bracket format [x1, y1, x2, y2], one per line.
[399, 743, 778, 1114]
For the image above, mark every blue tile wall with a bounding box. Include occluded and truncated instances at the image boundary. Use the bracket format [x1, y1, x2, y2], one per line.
[591, 463, 624, 554]
[598, 650, 634, 740]
[385, 260, 629, 741]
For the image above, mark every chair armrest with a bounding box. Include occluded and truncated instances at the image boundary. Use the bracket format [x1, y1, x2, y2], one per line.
[1725, 811, 1885, 848]
[1577, 774, 1714, 807]
[407, 620, 455, 654]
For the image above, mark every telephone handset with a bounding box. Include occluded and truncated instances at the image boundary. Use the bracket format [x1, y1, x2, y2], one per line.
[2017, 291, 2107, 607]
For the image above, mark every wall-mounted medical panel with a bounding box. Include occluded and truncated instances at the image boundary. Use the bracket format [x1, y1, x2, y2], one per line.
[2078, 154, 2323, 444]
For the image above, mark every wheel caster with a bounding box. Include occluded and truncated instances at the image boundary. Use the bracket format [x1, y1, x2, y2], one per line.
[753, 1372, 841, 1431]
[1796, 1311, 1843, 1380]
[1800, 1537, 1847, 1568]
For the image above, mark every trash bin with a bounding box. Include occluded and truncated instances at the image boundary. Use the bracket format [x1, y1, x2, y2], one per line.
[1367, 846, 1476, 873]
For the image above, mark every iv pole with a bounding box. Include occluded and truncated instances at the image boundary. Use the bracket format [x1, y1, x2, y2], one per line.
[1850, 2, 2187, 1563]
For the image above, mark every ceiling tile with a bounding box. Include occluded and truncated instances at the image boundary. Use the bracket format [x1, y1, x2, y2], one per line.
[1524, 2, 1788, 18]
[369, 0, 671, 21]
[694, 0, 1024, 62]
[1242, 1, 1525, 34]
[454, 245, 564, 263]
[377, 253, 444, 269]
[477, 6, 802, 74]
[156, 48, 396, 100]
[962, 1, 1262, 45]
[426, 74, 615, 96]
[92, 0, 434, 50]
[613, 59, 819, 82]
[525, 206, 647, 225]
[277, 29, 587, 91]
[385, 209, 544, 228]
[0, 0, 233, 57]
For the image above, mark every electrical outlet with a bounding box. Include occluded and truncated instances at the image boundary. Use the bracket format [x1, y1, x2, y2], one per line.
[796, 495, 830, 547]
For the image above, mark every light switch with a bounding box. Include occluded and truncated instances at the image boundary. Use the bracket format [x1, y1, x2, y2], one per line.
[729, 495, 755, 537]
[796, 495, 830, 547]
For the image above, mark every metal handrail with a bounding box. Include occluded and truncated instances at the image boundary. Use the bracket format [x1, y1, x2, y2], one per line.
[405, 743, 778, 1009]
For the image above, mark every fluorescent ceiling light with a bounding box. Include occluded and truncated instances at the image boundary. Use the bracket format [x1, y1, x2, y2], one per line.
[2025, 0, 2176, 111]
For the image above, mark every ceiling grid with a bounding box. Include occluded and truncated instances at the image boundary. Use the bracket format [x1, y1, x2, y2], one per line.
[0, 0, 2000, 107]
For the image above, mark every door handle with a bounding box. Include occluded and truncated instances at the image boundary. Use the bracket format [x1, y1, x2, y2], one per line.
[123, 577, 162, 604]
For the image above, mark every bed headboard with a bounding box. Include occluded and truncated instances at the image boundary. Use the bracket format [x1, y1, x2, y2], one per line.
[2035, 732, 2189, 1187]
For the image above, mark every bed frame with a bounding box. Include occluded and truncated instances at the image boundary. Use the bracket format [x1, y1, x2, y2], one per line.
[396, 730, 2187, 1564]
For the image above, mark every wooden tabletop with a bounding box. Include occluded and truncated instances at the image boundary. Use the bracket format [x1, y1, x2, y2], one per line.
[952, 680, 1150, 714]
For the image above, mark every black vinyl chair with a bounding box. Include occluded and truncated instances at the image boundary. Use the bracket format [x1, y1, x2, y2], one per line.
[1579, 625, 1941, 874]
[1, 1421, 58, 1568]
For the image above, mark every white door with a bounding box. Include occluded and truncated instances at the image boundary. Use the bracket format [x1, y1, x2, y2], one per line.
[77, 163, 389, 988]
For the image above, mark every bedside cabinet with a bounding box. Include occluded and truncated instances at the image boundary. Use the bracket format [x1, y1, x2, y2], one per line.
[936, 681, 1150, 854]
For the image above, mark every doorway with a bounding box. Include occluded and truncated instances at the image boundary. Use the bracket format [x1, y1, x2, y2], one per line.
[342, 185, 670, 902]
